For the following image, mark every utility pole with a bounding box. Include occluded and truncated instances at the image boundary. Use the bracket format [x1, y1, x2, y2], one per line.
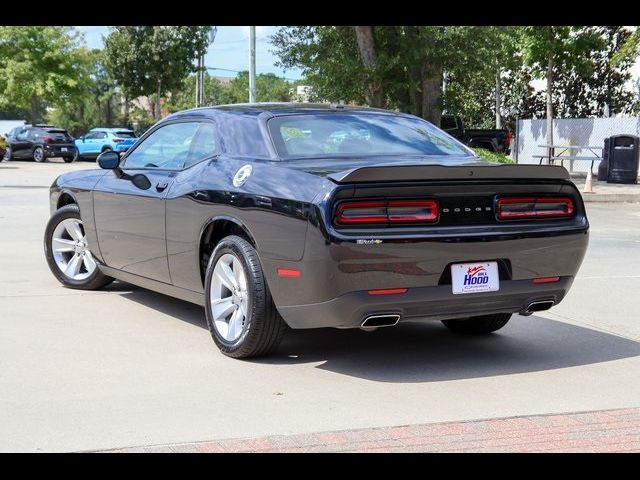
[195, 55, 201, 107]
[196, 27, 218, 108]
[249, 26, 256, 103]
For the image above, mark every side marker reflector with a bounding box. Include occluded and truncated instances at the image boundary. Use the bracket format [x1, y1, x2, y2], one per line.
[367, 288, 408, 296]
[277, 268, 301, 278]
[532, 276, 560, 284]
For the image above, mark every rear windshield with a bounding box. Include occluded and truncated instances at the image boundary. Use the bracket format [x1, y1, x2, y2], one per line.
[268, 113, 472, 159]
[115, 131, 136, 138]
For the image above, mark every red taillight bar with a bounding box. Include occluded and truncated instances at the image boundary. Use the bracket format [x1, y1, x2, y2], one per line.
[335, 201, 388, 224]
[112, 138, 125, 143]
[496, 197, 574, 220]
[335, 199, 439, 226]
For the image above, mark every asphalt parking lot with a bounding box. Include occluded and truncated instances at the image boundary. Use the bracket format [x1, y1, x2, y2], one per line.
[1, 158, 639, 452]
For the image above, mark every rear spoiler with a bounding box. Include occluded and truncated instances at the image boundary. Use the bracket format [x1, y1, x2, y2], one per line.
[328, 164, 570, 183]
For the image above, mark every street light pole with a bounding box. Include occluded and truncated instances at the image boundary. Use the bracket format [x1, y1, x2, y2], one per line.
[249, 26, 256, 103]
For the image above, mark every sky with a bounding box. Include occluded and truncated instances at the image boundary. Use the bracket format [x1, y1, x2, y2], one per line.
[75, 26, 304, 80]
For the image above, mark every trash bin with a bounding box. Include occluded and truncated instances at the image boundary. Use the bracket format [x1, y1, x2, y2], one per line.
[606, 135, 639, 184]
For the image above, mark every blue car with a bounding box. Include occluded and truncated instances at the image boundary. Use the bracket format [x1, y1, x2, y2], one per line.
[75, 128, 138, 160]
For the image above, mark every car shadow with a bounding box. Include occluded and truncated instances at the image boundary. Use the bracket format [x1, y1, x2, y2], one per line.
[114, 283, 640, 384]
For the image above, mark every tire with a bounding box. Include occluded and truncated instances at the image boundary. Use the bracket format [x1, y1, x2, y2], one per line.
[442, 313, 511, 334]
[102, 147, 113, 153]
[44, 204, 114, 290]
[2, 146, 11, 161]
[204, 235, 286, 358]
[63, 156, 74, 163]
[33, 146, 45, 162]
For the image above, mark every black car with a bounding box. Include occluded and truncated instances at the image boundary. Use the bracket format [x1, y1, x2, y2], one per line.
[441, 115, 512, 155]
[4, 125, 78, 163]
[44, 103, 588, 358]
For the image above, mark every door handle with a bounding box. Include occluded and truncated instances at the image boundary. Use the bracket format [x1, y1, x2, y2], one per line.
[156, 181, 169, 192]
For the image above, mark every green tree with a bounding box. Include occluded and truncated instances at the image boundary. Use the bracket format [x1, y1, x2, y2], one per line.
[519, 26, 600, 154]
[166, 74, 233, 112]
[104, 26, 210, 120]
[272, 26, 519, 125]
[0, 26, 88, 123]
[48, 48, 124, 135]
[225, 71, 294, 103]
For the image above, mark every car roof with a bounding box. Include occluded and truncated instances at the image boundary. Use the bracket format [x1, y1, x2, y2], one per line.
[168, 102, 408, 119]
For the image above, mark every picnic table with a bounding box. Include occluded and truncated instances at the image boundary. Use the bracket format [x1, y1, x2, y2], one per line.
[534, 144, 603, 175]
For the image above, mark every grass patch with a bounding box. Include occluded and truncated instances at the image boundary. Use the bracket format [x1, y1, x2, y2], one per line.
[473, 147, 514, 164]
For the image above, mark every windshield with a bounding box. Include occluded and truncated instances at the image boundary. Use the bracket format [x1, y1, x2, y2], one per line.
[268, 113, 473, 159]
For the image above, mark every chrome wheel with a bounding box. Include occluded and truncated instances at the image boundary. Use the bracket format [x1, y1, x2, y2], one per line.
[210, 253, 249, 342]
[51, 218, 97, 281]
[33, 147, 44, 162]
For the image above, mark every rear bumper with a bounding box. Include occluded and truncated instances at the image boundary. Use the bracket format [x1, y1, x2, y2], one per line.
[277, 277, 573, 329]
[44, 144, 77, 157]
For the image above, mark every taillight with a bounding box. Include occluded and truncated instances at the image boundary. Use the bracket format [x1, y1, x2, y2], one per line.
[496, 197, 574, 220]
[335, 199, 439, 226]
[43, 136, 53, 144]
[112, 137, 124, 143]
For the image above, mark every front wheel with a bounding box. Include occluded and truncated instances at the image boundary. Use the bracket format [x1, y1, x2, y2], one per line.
[204, 235, 286, 358]
[33, 146, 45, 162]
[63, 156, 74, 163]
[44, 204, 113, 290]
[2, 146, 11, 161]
[442, 313, 511, 334]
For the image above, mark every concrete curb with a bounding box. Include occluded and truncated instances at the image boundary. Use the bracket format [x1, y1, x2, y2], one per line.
[581, 193, 640, 203]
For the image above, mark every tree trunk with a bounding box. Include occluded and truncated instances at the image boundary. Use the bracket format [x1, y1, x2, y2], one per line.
[30, 93, 39, 124]
[495, 68, 502, 129]
[155, 79, 162, 120]
[421, 61, 443, 125]
[123, 95, 129, 126]
[353, 26, 384, 108]
[546, 50, 554, 164]
[106, 94, 112, 126]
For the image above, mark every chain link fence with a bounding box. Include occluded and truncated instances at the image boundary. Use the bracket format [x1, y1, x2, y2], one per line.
[514, 117, 640, 173]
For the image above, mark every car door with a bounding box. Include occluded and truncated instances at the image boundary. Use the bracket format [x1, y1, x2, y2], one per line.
[92, 121, 201, 284]
[11, 128, 32, 158]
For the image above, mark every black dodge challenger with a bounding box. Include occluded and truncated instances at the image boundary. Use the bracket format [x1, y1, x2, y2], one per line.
[44, 103, 589, 358]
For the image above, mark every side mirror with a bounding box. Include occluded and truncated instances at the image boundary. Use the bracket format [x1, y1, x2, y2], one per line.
[97, 150, 120, 170]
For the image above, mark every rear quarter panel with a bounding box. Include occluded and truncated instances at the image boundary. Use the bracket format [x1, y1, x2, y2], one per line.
[165, 155, 330, 293]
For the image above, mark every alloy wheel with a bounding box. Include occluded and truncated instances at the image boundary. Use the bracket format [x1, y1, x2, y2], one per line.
[51, 218, 97, 281]
[33, 147, 44, 162]
[210, 253, 249, 342]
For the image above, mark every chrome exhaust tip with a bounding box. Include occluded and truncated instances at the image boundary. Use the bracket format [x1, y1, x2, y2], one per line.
[361, 314, 401, 328]
[523, 300, 555, 315]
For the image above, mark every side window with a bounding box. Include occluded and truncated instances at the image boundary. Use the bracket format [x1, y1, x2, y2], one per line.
[124, 122, 200, 170]
[16, 128, 28, 140]
[184, 122, 218, 169]
[84, 132, 98, 140]
[28, 129, 40, 140]
[97, 132, 108, 139]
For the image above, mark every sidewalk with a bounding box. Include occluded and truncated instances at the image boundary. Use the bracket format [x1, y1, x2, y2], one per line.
[102, 408, 640, 453]
[571, 175, 640, 203]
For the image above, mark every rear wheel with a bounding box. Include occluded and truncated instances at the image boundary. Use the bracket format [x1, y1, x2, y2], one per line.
[63, 156, 74, 163]
[33, 146, 45, 162]
[204, 235, 286, 358]
[442, 313, 511, 334]
[44, 204, 113, 290]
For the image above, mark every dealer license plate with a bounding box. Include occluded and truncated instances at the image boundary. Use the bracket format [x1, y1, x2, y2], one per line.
[61, 147, 68, 152]
[451, 261, 499, 295]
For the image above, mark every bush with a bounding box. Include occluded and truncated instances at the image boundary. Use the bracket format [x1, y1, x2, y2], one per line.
[0, 135, 7, 158]
[473, 147, 514, 164]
